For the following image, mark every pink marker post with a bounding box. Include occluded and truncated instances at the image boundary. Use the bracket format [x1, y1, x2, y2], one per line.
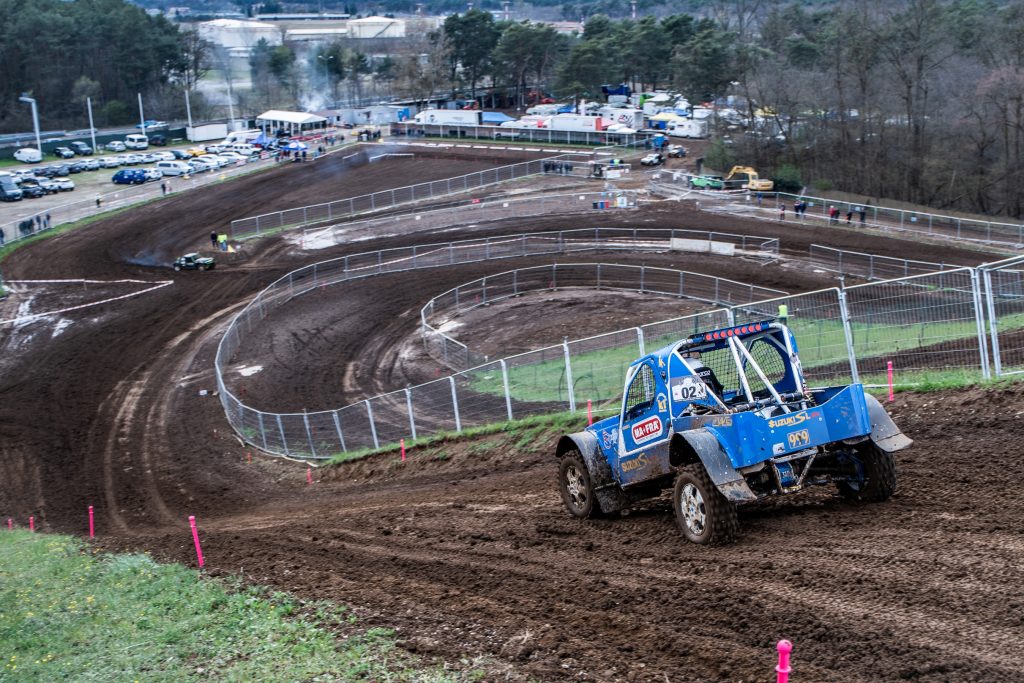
[776, 640, 793, 683]
[587, 400, 593, 426]
[29, 516, 34, 532]
[88, 506, 94, 539]
[188, 515, 205, 568]
[887, 361, 895, 402]
[306, 466, 313, 485]
[6, 518, 12, 530]
[400, 438, 406, 462]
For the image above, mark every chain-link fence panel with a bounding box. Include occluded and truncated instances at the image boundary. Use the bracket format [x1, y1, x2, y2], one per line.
[451, 362, 513, 430]
[502, 345, 574, 417]
[985, 260, 1024, 375]
[365, 390, 414, 448]
[408, 377, 462, 438]
[809, 245, 950, 280]
[567, 330, 643, 413]
[843, 269, 985, 383]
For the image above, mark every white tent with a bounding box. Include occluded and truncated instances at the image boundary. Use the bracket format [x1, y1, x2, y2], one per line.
[256, 110, 329, 136]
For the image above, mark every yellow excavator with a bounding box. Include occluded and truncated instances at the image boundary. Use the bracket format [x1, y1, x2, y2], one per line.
[725, 166, 774, 191]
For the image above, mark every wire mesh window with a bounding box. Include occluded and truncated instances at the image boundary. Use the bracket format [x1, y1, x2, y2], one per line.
[624, 363, 656, 416]
[746, 338, 787, 395]
[700, 347, 739, 397]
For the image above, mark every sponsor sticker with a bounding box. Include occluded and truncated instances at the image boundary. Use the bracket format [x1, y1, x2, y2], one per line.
[631, 416, 663, 444]
[787, 429, 811, 449]
[767, 410, 821, 429]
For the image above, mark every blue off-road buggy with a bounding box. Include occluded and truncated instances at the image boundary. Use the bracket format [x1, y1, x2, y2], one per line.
[556, 321, 912, 544]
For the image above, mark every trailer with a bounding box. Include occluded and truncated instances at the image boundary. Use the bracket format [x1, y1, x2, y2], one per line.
[413, 109, 484, 126]
[666, 118, 709, 139]
[543, 114, 603, 132]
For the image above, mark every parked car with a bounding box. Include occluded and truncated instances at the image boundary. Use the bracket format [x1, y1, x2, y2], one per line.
[136, 120, 167, 130]
[187, 158, 214, 173]
[148, 134, 167, 146]
[152, 151, 175, 161]
[65, 160, 85, 173]
[98, 156, 121, 169]
[155, 160, 191, 176]
[142, 168, 163, 182]
[111, 169, 146, 185]
[142, 153, 163, 163]
[169, 149, 191, 160]
[125, 134, 149, 150]
[105, 141, 126, 152]
[122, 154, 144, 166]
[79, 158, 101, 171]
[14, 148, 43, 163]
[53, 177, 75, 191]
[17, 178, 48, 197]
[53, 146, 75, 159]
[185, 147, 207, 157]
[36, 165, 69, 178]
[70, 141, 93, 155]
[0, 172, 23, 201]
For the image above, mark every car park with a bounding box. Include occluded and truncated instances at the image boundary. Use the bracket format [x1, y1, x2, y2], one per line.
[53, 177, 75, 191]
[70, 141, 93, 155]
[112, 169, 146, 185]
[14, 148, 43, 163]
[54, 146, 75, 159]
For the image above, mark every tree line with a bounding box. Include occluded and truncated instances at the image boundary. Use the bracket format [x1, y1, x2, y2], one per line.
[398, 1, 1024, 218]
[0, 0, 206, 133]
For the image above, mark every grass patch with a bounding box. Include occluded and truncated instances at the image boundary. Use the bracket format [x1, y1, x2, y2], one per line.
[325, 410, 584, 467]
[0, 531, 476, 682]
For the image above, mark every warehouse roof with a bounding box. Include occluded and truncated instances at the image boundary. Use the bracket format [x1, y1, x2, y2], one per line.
[255, 110, 328, 125]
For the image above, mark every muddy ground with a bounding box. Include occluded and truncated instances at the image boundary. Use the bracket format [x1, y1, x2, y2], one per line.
[1, 150, 1021, 682]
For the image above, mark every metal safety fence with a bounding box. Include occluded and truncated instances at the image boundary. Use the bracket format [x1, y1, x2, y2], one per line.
[808, 244, 956, 280]
[301, 191, 641, 248]
[216, 228, 1022, 459]
[229, 153, 581, 239]
[420, 263, 787, 370]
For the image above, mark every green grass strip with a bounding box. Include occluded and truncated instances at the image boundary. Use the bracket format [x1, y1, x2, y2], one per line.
[0, 532, 476, 682]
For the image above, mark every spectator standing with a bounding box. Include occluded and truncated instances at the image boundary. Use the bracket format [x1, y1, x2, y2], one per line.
[45, 212, 51, 229]
[95, 194, 102, 208]
[210, 231, 218, 248]
[846, 208, 853, 223]
[859, 206, 867, 224]
[779, 204, 786, 220]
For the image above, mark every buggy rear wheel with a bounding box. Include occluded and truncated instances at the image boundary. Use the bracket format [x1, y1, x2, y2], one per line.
[173, 264, 181, 271]
[558, 450, 600, 519]
[837, 442, 896, 502]
[673, 465, 737, 545]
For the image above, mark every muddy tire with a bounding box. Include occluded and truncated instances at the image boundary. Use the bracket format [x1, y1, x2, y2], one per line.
[673, 464, 738, 545]
[558, 450, 600, 519]
[173, 264, 181, 271]
[837, 442, 896, 502]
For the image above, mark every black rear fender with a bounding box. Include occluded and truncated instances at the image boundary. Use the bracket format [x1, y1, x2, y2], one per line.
[672, 430, 757, 503]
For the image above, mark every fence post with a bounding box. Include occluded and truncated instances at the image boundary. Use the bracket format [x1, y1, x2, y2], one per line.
[449, 376, 462, 432]
[552, 263, 557, 289]
[405, 388, 417, 440]
[563, 339, 577, 412]
[303, 207, 308, 226]
[276, 414, 290, 456]
[331, 410, 347, 452]
[837, 288, 860, 384]
[639, 265, 645, 292]
[513, 269, 518, 295]
[500, 359, 513, 421]
[482, 276, 488, 305]
[636, 327, 646, 356]
[303, 411, 316, 458]
[983, 269, 1002, 376]
[970, 270, 991, 380]
[257, 412, 268, 450]
[449, 244, 455, 265]
[597, 263, 602, 288]
[365, 400, 380, 449]
[679, 271, 685, 296]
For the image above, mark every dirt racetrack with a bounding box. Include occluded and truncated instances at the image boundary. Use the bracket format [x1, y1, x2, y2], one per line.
[1, 150, 1022, 682]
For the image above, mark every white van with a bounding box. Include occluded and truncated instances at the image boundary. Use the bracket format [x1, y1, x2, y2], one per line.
[228, 143, 258, 157]
[124, 134, 149, 150]
[13, 147, 42, 163]
[155, 160, 191, 176]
